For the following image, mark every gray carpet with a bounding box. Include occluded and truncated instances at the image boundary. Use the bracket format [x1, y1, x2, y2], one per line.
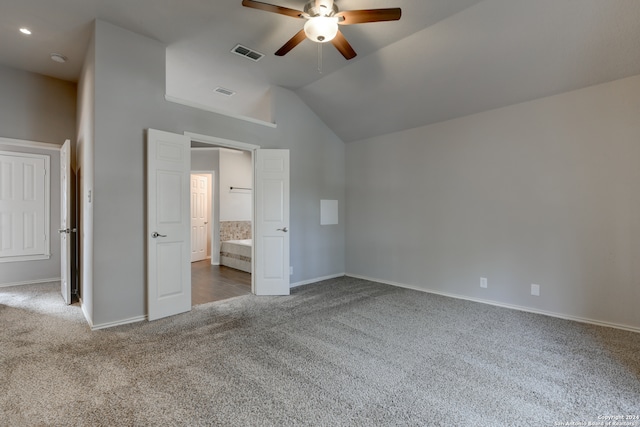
[1, 277, 639, 426]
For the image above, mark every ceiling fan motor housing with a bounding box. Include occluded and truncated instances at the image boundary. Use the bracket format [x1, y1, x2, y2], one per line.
[303, 0, 339, 18]
[302, 0, 339, 42]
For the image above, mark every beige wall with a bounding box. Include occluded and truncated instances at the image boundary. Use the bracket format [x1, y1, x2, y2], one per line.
[346, 74, 640, 330]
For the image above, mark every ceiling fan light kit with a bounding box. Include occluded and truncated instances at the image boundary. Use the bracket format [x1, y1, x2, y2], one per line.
[241, 0, 401, 60]
[304, 16, 339, 43]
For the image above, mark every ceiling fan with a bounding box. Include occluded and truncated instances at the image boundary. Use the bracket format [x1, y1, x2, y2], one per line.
[241, 0, 402, 60]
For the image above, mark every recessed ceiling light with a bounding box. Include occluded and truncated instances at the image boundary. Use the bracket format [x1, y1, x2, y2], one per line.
[50, 53, 68, 63]
[19, 28, 32, 35]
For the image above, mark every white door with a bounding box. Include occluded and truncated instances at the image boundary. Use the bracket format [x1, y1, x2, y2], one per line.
[190, 174, 208, 262]
[60, 139, 72, 304]
[147, 129, 191, 321]
[254, 149, 290, 295]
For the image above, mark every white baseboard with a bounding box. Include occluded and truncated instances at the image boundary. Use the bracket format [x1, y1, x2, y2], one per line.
[346, 273, 640, 334]
[91, 315, 147, 331]
[78, 297, 147, 331]
[290, 273, 346, 289]
[79, 297, 92, 328]
[0, 277, 61, 288]
[83, 273, 345, 329]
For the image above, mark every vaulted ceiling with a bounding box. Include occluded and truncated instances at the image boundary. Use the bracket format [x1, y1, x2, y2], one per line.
[2, 0, 640, 142]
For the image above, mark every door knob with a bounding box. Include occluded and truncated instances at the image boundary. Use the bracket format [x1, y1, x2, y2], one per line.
[277, 227, 288, 233]
[152, 232, 167, 238]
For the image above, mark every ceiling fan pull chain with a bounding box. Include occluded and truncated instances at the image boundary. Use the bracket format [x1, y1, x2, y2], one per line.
[318, 42, 323, 74]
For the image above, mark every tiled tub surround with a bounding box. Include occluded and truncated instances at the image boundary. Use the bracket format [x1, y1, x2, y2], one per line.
[220, 221, 251, 242]
[220, 239, 252, 273]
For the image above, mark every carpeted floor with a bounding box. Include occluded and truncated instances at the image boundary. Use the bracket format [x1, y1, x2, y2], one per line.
[1, 277, 639, 426]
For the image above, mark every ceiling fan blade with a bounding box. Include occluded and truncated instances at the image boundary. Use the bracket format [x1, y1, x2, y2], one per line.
[242, 0, 303, 19]
[337, 8, 402, 25]
[331, 30, 357, 60]
[275, 29, 307, 56]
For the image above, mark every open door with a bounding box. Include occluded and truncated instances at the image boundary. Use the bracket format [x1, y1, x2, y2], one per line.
[254, 149, 290, 295]
[147, 129, 191, 321]
[190, 174, 208, 262]
[60, 139, 72, 304]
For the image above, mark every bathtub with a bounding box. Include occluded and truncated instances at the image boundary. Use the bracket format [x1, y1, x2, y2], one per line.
[220, 239, 252, 273]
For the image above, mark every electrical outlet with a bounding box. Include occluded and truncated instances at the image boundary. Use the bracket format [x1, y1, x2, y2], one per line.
[289, 266, 293, 276]
[531, 284, 540, 296]
[480, 277, 488, 288]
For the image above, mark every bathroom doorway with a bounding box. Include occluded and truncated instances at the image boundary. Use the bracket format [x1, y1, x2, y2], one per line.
[190, 146, 253, 306]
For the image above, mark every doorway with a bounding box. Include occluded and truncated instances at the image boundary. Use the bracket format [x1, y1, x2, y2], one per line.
[190, 146, 253, 306]
[147, 128, 290, 321]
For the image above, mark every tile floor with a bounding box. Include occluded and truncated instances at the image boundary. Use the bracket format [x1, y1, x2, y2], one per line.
[191, 260, 251, 306]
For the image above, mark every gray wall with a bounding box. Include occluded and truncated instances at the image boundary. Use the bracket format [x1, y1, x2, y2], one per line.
[191, 149, 219, 172]
[0, 65, 76, 286]
[346, 74, 640, 330]
[76, 28, 96, 321]
[0, 64, 76, 144]
[219, 149, 252, 222]
[86, 21, 345, 327]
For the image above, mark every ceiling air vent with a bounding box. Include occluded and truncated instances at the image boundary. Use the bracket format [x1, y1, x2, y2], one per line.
[214, 87, 236, 97]
[232, 44, 264, 62]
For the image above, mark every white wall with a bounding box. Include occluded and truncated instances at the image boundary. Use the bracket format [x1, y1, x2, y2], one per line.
[346, 74, 640, 330]
[0, 65, 76, 287]
[84, 20, 345, 327]
[219, 148, 252, 222]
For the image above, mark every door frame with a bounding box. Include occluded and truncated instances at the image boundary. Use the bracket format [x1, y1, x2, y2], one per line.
[185, 132, 260, 293]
